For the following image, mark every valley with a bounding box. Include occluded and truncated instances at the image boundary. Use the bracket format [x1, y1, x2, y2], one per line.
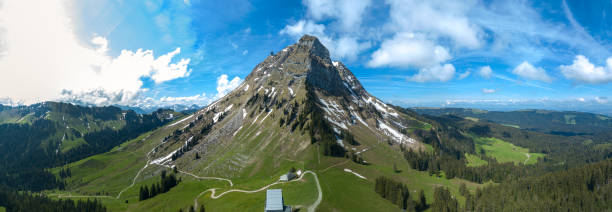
[1, 35, 612, 212]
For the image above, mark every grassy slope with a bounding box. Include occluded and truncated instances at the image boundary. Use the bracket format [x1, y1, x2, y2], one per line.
[48, 110, 487, 211]
[48, 114, 191, 195]
[197, 174, 318, 212]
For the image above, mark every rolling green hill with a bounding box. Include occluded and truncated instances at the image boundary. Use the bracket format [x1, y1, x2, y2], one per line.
[0, 102, 180, 191]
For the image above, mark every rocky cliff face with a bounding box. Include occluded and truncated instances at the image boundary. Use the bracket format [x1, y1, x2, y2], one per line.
[148, 35, 423, 177]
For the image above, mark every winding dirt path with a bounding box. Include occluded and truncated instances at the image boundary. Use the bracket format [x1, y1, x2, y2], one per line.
[524, 153, 531, 164]
[193, 171, 322, 212]
[152, 163, 233, 186]
[53, 126, 233, 200]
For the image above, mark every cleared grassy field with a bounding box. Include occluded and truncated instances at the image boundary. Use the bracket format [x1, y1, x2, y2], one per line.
[472, 136, 544, 165]
[196, 174, 318, 212]
[465, 153, 488, 167]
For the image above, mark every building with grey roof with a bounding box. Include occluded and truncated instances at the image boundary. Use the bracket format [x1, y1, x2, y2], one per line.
[265, 189, 291, 212]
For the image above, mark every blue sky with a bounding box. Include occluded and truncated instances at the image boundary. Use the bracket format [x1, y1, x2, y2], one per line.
[1, 0, 612, 113]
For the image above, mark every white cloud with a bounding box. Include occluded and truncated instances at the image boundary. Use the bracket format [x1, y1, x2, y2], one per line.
[482, 88, 496, 94]
[215, 74, 242, 99]
[386, 0, 482, 49]
[242, 50, 248, 55]
[332, 36, 370, 61]
[512, 61, 552, 82]
[0, 0, 191, 105]
[0, 97, 24, 107]
[560, 55, 612, 84]
[149, 48, 191, 83]
[91, 36, 109, 54]
[368, 33, 450, 68]
[156, 93, 209, 107]
[595, 97, 608, 104]
[408, 64, 455, 82]
[577, 97, 585, 102]
[59, 89, 144, 106]
[478, 66, 492, 79]
[458, 71, 470, 80]
[303, 0, 372, 32]
[280, 20, 368, 60]
[280, 20, 326, 39]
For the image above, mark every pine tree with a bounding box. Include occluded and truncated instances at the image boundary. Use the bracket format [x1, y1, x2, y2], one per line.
[139, 186, 145, 201]
[200, 205, 205, 212]
[418, 189, 427, 211]
[459, 183, 468, 197]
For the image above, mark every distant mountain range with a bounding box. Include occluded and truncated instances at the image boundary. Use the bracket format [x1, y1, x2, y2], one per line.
[115, 104, 201, 114]
[413, 107, 612, 135]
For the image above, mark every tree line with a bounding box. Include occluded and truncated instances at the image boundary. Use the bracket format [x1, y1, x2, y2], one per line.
[0, 186, 106, 212]
[374, 176, 427, 211]
[139, 170, 180, 201]
[0, 106, 174, 191]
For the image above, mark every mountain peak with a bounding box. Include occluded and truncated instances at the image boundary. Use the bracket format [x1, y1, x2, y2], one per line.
[297, 34, 330, 60]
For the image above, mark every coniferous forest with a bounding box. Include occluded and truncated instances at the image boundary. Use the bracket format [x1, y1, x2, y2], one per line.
[0, 103, 174, 191]
[139, 170, 180, 201]
[0, 186, 106, 212]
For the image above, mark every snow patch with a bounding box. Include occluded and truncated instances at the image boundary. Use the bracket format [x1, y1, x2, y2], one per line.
[242, 108, 247, 119]
[167, 114, 193, 127]
[326, 116, 348, 130]
[259, 109, 273, 124]
[319, 98, 345, 119]
[252, 113, 262, 124]
[244, 84, 249, 92]
[333, 127, 341, 134]
[150, 150, 179, 165]
[337, 138, 345, 148]
[344, 168, 367, 180]
[355, 148, 368, 155]
[363, 96, 399, 118]
[184, 136, 194, 146]
[288, 87, 294, 97]
[377, 120, 415, 144]
[205, 101, 219, 112]
[350, 110, 368, 127]
[233, 126, 243, 137]
[213, 112, 223, 123]
[224, 104, 233, 112]
[332, 61, 339, 67]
